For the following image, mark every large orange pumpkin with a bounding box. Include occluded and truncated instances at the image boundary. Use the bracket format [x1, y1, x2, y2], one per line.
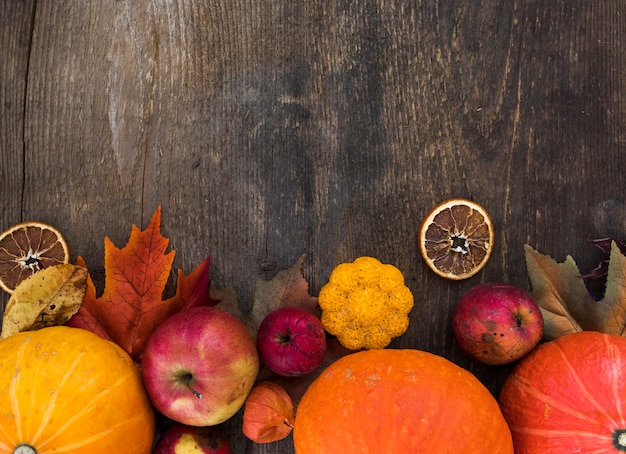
[293, 349, 513, 453]
[499, 330, 626, 453]
[0, 326, 155, 454]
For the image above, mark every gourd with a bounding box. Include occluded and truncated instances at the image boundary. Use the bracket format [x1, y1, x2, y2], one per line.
[498, 330, 626, 453]
[0, 326, 155, 454]
[293, 348, 513, 453]
[318, 256, 414, 350]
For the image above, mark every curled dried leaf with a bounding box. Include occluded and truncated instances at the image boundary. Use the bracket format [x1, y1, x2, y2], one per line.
[594, 241, 626, 335]
[242, 381, 295, 443]
[1, 264, 87, 339]
[580, 236, 626, 280]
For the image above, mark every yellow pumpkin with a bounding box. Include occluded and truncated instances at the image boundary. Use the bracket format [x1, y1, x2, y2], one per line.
[0, 326, 154, 453]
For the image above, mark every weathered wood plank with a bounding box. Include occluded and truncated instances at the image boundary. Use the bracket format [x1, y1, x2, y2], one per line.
[0, 1, 35, 284]
[1, 0, 625, 452]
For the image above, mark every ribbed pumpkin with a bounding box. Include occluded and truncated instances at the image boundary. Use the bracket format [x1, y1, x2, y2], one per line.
[499, 331, 626, 453]
[0, 326, 155, 454]
[293, 349, 513, 453]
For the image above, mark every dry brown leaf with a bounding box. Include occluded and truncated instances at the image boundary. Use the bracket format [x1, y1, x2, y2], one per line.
[1, 264, 87, 339]
[524, 244, 598, 340]
[209, 282, 258, 333]
[252, 254, 318, 325]
[218, 255, 319, 338]
[594, 242, 626, 335]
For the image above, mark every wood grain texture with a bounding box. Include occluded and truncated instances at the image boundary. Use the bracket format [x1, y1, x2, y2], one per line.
[1, 1, 625, 452]
[0, 1, 34, 243]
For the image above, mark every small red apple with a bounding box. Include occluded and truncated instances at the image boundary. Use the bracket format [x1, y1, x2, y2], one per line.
[257, 306, 327, 376]
[154, 423, 231, 454]
[141, 306, 260, 426]
[451, 282, 544, 365]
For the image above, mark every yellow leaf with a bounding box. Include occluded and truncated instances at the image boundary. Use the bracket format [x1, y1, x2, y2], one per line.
[595, 242, 626, 335]
[524, 244, 598, 340]
[1, 264, 87, 339]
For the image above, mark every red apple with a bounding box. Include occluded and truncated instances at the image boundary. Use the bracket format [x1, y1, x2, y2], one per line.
[451, 282, 544, 365]
[257, 306, 327, 376]
[154, 423, 231, 454]
[141, 306, 260, 426]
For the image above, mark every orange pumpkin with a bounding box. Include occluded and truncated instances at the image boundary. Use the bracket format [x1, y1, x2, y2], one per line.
[499, 331, 626, 453]
[293, 349, 513, 453]
[0, 326, 155, 454]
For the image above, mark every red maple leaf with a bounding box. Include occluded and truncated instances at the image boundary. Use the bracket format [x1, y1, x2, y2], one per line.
[67, 206, 215, 361]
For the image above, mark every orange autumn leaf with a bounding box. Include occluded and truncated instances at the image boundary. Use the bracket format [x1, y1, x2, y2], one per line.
[67, 206, 214, 361]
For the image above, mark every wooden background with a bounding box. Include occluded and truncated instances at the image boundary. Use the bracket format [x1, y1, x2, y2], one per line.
[2, 1, 625, 452]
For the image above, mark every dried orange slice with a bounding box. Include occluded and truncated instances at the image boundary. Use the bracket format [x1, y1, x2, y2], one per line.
[0, 221, 70, 294]
[418, 199, 494, 280]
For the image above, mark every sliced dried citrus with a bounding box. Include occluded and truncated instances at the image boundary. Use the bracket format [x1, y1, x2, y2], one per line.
[0, 221, 70, 294]
[418, 198, 494, 280]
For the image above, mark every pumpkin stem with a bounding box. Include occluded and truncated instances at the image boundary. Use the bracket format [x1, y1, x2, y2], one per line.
[613, 429, 626, 451]
[13, 445, 37, 454]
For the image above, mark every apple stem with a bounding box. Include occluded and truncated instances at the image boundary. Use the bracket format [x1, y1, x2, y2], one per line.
[181, 372, 203, 399]
[189, 385, 203, 399]
[278, 333, 292, 343]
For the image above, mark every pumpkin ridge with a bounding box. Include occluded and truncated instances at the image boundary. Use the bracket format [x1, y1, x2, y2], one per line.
[556, 340, 620, 429]
[512, 374, 607, 429]
[39, 384, 152, 454]
[499, 332, 626, 453]
[605, 335, 626, 427]
[31, 350, 87, 444]
[43, 416, 139, 453]
[510, 426, 609, 448]
[9, 337, 30, 441]
[37, 367, 136, 449]
[0, 327, 154, 454]
[509, 426, 607, 442]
